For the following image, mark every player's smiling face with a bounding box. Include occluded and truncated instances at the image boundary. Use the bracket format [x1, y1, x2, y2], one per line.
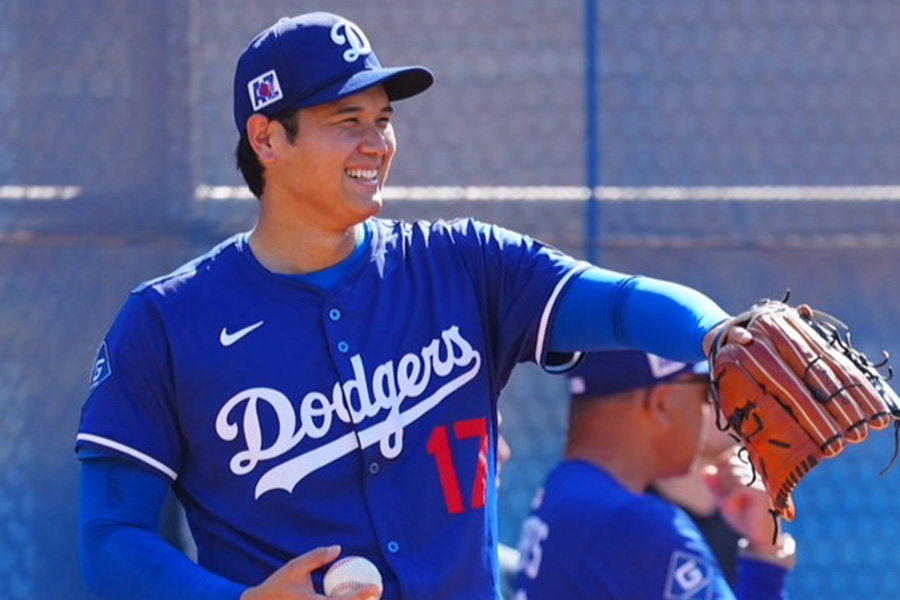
[269, 85, 396, 228]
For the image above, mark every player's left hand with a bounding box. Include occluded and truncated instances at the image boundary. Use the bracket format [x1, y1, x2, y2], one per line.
[707, 299, 900, 521]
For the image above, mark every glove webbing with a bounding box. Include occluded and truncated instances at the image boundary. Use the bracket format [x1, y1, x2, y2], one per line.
[801, 306, 900, 473]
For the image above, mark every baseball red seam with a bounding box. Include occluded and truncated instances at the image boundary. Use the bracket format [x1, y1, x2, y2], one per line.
[331, 580, 368, 594]
[326, 559, 380, 595]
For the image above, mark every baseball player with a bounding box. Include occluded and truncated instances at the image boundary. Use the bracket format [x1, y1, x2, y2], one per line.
[649, 404, 743, 587]
[76, 12, 742, 600]
[512, 350, 796, 600]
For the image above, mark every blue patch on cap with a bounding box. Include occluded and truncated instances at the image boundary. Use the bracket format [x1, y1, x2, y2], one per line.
[248, 70, 283, 111]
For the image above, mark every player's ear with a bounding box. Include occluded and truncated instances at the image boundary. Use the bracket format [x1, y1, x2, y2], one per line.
[644, 385, 673, 427]
[246, 114, 277, 164]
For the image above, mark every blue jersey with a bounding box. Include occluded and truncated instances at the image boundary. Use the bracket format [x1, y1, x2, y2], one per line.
[77, 218, 589, 600]
[513, 461, 789, 600]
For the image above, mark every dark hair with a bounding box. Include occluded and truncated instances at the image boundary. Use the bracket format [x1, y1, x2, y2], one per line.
[235, 107, 301, 198]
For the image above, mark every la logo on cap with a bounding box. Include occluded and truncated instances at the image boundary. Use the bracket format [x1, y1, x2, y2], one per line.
[248, 69, 283, 111]
[330, 18, 371, 63]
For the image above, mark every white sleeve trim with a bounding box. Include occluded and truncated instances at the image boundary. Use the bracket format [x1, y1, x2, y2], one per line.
[534, 262, 592, 369]
[76, 433, 178, 481]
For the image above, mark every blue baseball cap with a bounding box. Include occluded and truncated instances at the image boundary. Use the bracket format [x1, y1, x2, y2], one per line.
[233, 12, 434, 132]
[567, 350, 708, 400]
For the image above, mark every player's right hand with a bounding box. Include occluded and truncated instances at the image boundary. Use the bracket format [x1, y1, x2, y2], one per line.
[704, 449, 798, 568]
[241, 545, 381, 600]
[702, 449, 775, 548]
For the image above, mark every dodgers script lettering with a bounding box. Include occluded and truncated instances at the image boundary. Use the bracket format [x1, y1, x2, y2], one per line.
[215, 325, 482, 498]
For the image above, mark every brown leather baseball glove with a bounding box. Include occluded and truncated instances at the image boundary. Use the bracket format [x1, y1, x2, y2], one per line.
[708, 298, 900, 521]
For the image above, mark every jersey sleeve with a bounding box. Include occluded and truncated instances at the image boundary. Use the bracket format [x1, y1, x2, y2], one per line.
[447, 219, 590, 382]
[736, 557, 791, 600]
[75, 291, 182, 481]
[580, 502, 737, 600]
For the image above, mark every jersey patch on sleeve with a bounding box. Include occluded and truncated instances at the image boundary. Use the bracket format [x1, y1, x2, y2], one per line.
[663, 551, 714, 600]
[89, 341, 112, 391]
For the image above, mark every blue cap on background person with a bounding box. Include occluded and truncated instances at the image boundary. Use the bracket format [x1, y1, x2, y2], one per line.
[567, 350, 708, 400]
[233, 11, 434, 132]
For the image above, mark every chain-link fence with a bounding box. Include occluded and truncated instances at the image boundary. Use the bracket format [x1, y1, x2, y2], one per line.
[3, 1, 900, 598]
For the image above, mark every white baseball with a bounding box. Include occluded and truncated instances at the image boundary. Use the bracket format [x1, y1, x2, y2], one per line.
[323, 556, 383, 598]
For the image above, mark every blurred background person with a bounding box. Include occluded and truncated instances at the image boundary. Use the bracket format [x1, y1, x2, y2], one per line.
[649, 384, 742, 587]
[513, 350, 795, 600]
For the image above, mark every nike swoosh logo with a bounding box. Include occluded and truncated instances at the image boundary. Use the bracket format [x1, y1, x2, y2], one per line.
[220, 321, 264, 347]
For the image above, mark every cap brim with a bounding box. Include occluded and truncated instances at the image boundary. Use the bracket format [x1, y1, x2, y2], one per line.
[295, 66, 434, 109]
